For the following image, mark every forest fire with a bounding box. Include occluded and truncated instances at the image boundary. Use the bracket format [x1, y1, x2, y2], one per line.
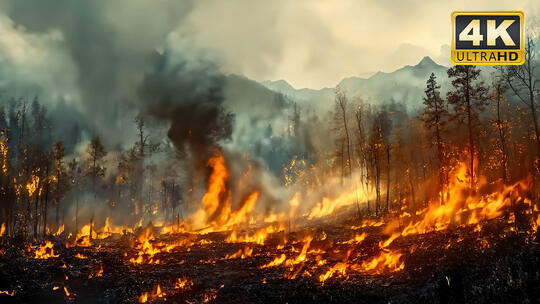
[1, 3, 540, 302]
[2, 149, 540, 302]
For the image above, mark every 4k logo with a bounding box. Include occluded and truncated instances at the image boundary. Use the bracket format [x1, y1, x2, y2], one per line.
[451, 11, 524, 65]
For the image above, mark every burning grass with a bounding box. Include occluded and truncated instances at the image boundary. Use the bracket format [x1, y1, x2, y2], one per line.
[1, 157, 539, 303]
[0, 212, 539, 303]
[0, 214, 538, 303]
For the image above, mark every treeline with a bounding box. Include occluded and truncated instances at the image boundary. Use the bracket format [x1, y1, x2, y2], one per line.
[325, 37, 539, 217]
[0, 98, 183, 240]
[0, 38, 538, 240]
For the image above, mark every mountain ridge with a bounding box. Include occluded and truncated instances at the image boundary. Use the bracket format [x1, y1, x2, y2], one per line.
[261, 56, 449, 111]
[262, 56, 446, 94]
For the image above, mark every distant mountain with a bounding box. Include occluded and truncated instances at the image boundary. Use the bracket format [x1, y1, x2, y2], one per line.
[260, 79, 335, 109]
[223, 74, 293, 154]
[226, 74, 290, 117]
[260, 79, 297, 96]
[221, 57, 451, 172]
[261, 56, 449, 112]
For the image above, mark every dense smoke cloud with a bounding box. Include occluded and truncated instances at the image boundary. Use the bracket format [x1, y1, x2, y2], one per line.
[0, 0, 302, 184]
[0, 0, 194, 147]
[140, 52, 234, 165]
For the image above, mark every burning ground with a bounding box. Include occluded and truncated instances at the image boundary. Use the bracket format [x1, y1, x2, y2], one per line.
[1, 152, 540, 304]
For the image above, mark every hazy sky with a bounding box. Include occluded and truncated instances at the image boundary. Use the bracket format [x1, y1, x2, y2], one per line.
[0, 0, 538, 97]
[177, 0, 538, 88]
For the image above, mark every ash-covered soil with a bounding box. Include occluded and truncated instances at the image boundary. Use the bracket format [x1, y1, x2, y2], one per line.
[0, 219, 539, 304]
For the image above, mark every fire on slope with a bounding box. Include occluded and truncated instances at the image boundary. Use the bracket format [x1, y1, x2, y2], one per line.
[380, 162, 529, 246]
[23, 152, 537, 304]
[67, 217, 135, 248]
[129, 224, 195, 265]
[255, 161, 531, 281]
[191, 150, 261, 233]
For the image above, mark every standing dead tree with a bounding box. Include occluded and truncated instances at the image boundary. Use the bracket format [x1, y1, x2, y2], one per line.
[355, 103, 371, 215]
[334, 87, 353, 180]
[368, 110, 391, 216]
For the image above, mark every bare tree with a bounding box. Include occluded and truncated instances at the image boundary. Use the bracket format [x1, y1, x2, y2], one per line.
[368, 111, 391, 215]
[355, 103, 371, 215]
[134, 115, 160, 159]
[334, 87, 353, 178]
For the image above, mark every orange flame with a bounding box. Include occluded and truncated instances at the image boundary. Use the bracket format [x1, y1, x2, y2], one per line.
[139, 284, 165, 303]
[191, 150, 260, 233]
[34, 240, 59, 259]
[174, 277, 193, 290]
[355, 250, 404, 274]
[225, 246, 253, 259]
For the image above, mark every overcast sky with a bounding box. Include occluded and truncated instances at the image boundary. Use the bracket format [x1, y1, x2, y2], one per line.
[0, 0, 538, 96]
[177, 0, 538, 88]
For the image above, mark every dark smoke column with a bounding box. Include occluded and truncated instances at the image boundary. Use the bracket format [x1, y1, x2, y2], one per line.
[140, 52, 234, 165]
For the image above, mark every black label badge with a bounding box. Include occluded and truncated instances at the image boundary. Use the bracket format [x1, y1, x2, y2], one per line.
[451, 11, 524, 65]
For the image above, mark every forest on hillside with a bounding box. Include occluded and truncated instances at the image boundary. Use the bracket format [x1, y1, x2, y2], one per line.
[1, 36, 539, 239]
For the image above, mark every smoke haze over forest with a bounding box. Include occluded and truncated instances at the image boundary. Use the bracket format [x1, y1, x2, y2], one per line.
[1, 2, 540, 303]
[0, 0, 539, 228]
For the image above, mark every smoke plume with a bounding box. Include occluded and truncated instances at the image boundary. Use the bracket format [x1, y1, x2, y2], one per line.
[140, 51, 234, 166]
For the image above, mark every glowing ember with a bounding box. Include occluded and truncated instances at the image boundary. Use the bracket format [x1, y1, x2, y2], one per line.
[88, 265, 103, 278]
[0, 290, 15, 296]
[74, 253, 87, 259]
[174, 277, 193, 290]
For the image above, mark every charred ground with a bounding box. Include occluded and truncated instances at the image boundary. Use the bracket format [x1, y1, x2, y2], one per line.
[1, 213, 539, 304]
